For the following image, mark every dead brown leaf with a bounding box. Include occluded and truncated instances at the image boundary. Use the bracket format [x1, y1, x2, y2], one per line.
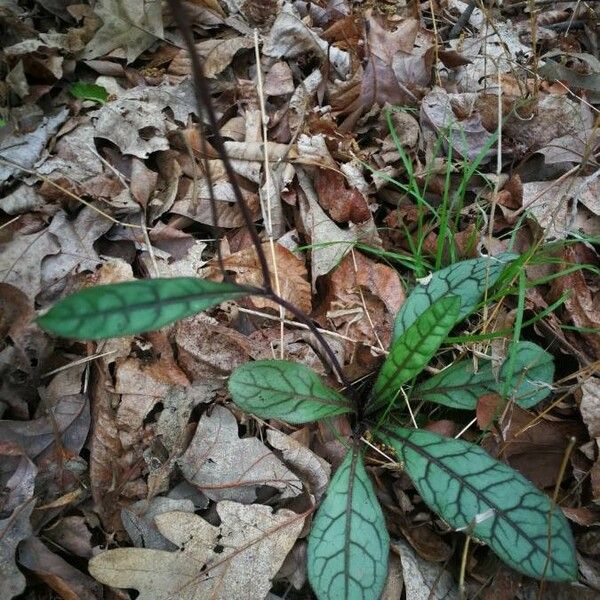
[322, 250, 404, 351]
[18, 536, 102, 600]
[315, 169, 371, 223]
[204, 241, 312, 316]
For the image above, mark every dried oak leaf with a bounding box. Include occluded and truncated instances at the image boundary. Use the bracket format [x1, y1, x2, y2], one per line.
[170, 37, 254, 79]
[89, 502, 305, 600]
[178, 405, 302, 503]
[83, 0, 163, 63]
[0, 500, 34, 599]
[335, 16, 421, 128]
[203, 241, 311, 315]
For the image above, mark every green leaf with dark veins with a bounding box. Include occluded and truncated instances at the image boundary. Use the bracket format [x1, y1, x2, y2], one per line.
[69, 82, 109, 104]
[369, 296, 461, 413]
[307, 445, 389, 600]
[37, 278, 250, 340]
[415, 341, 554, 410]
[378, 426, 577, 582]
[393, 253, 517, 342]
[229, 360, 353, 424]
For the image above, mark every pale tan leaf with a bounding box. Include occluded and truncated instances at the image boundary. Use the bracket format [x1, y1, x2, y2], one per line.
[89, 503, 305, 600]
[178, 405, 302, 503]
[267, 429, 331, 501]
[581, 378, 600, 439]
[196, 37, 254, 78]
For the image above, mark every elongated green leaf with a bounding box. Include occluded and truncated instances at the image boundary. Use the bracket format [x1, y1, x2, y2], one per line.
[379, 427, 576, 581]
[37, 278, 250, 340]
[393, 254, 517, 342]
[307, 446, 389, 600]
[369, 296, 460, 413]
[69, 82, 108, 103]
[229, 360, 353, 424]
[415, 341, 554, 410]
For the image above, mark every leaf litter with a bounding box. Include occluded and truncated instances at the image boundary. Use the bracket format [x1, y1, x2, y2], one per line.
[1, 0, 600, 598]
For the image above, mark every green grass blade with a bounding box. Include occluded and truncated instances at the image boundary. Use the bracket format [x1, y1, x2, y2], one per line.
[379, 427, 577, 582]
[393, 254, 517, 342]
[415, 341, 555, 410]
[307, 446, 389, 600]
[369, 296, 461, 413]
[37, 278, 250, 340]
[228, 360, 353, 424]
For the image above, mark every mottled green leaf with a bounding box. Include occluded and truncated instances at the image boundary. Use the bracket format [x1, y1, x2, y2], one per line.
[229, 360, 353, 424]
[379, 426, 577, 582]
[307, 446, 389, 600]
[69, 82, 109, 104]
[393, 254, 517, 342]
[369, 296, 461, 413]
[415, 341, 554, 410]
[37, 278, 250, 340]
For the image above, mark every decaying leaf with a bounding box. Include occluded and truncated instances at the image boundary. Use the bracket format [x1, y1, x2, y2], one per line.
[89, 502, 305, 600]
[203, 241, 312, 315]
[267, 429, 331, 501]
[83, 0, 163, 63]
[0, 500, 35, 599]
[18, 536, 102, 600]
[178, 405, 302, 503]
[298, 169, 356, 286]
[392, 538, 458, 600]
[263, 3, 349, 78]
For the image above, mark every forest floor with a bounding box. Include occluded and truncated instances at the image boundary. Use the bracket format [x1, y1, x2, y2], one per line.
[1, 0, 600, 598]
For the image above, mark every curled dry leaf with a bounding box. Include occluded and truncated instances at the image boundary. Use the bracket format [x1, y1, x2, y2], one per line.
[89, 502, 305, 600]
[550, 247, 600, 358]
[178, 405, 302, 503]
[0, 442, 37, 515]
[298, 169, 356, 286]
